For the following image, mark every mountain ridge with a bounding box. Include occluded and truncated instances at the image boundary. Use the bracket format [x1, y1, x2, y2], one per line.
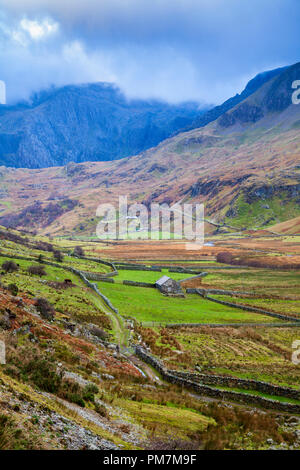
[181, 65, 288, 133]
[0, 62, 299, 235]
[0, 64, 292, 170]
[0, 83, 207, 169]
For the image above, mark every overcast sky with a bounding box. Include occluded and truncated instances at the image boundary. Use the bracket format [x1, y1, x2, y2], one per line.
[0, 0, 299, 105]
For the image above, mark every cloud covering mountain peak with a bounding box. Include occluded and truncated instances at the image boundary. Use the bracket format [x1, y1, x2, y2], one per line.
[0, 0, 300, 104]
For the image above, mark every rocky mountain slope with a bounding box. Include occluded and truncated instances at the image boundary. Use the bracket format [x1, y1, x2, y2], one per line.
[183, 65, 287, 132]
[0, 83, 206, 169]
[0, 66, 288, 170]
[0, 62, 299, 234]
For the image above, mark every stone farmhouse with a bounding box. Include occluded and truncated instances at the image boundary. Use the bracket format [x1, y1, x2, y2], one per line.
[155, 275, 184, 297]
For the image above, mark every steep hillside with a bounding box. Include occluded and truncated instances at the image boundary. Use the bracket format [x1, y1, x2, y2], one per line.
[183, 66, 287, 132]
[1, 228, 299, 450]
[0, 66, 288, 170]
[0, 83, 205, 169]
[0, 63, 299, 235]
[271, 216, 300, 235]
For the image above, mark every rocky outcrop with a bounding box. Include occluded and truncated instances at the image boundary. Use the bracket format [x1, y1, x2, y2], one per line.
[219, 62, 300, 127]
[183, 65, 287, 132]
[0, 83, 204, 169]
[219, 103, 264, 127]
[263, 62, 300, 112]
[0, 199, 78, 230]
[187, 175, 252, 199]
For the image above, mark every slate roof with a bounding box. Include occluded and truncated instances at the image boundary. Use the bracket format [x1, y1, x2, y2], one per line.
[155, 275, 171, 286]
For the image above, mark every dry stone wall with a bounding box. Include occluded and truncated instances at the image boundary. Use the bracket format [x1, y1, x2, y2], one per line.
[186, 288, 300, 323]
[123, 280, 155, 288]
[73, 255, 118, 278]
[0, 252, 119, 315]
[169, 267, 202, 275]
[178, 273, 208, 284]
[165, 322, 300, 328]
[80, 271, 113, 281]
[135, 346, 300, 413]
[117, 265, 161, 272]
[193, 288, 255, 296]
[170, 370, 300, 400]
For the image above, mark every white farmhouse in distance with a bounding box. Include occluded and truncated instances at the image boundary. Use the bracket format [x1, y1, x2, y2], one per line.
[0, 80, 6, 105]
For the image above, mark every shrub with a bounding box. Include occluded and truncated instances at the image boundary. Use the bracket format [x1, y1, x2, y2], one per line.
[46, 280, 74, 290]
[23, 358, 61, 393]
[81, 383, 99, 403]
[35, 241, 54, 252]
[4, 340, 95, 409]
[7, 283, 19, 296]
[68, 394, 85, 407]
[118, 423, 131, 433]
[85, 383, 99, 395]
[74, 246, 84, 257]
[0, 313, 11, 329]
[35, 298, 55, 321]
[1, 261, 19, 273]
[216, 252, 233, 264]
[94, 403, 109, 419]
[53, 250, 63, 262]
[0, 414, 25, 450]
[28, 265, 47, 277]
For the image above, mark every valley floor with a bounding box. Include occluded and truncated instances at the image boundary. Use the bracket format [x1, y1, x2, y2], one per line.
[0, 228, 300, 450]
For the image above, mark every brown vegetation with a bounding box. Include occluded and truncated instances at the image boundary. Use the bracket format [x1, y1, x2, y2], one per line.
[28, 265, 47, 277]
[35, 298, 55, 321]
[1, 261, 19, 273]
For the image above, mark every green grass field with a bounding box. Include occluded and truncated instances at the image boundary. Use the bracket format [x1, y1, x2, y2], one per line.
[214, 294, 300, 317]
[113, 268, 190, 283]
[116, 398, 215, 438]
[0, 256, 112, 330]
[0, 240, 110, 274]
[2, 227, 300, 450]
[97, 281, 279, 324]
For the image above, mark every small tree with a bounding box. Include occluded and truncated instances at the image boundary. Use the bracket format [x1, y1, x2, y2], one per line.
[53, 250, 63, 262]
[74, 246, 84, 257]
[35, 298, 55, 321]
[1, 261, 19, 273]
[38, 254, 44, 263]
[216, 252, 233, 264]
[35, 241, 53, 252]
[28, 265, 47, 277]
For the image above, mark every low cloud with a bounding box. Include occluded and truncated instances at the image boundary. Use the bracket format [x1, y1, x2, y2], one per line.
[20, 17, 59, 41]
[0, 0, 299, 104]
